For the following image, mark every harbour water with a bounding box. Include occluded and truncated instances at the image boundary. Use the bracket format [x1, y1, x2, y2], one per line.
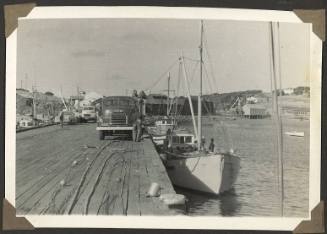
[176, 117, 310, 217]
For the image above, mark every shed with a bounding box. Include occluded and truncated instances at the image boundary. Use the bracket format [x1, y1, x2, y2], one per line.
[242, 104, 268, 119]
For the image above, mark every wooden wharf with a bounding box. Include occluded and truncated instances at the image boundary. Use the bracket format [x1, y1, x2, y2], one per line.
[16, 123, 181, 215]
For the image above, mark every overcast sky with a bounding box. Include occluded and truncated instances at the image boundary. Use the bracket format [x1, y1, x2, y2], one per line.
[17, 18, 310, 97]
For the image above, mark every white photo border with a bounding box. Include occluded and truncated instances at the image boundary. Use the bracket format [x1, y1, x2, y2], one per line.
[5, 6, 322, 230]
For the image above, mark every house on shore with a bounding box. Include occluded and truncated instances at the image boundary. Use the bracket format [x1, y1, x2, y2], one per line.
[242, 104, 268, 119]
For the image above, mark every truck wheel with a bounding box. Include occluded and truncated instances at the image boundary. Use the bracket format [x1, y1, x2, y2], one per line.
[99, 130, 104, 140]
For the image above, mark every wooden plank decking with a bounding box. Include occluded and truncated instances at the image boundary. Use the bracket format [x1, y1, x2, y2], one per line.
[16, 123, 179, 215]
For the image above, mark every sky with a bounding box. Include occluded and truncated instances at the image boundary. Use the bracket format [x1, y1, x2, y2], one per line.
[17, 18, 310, 97]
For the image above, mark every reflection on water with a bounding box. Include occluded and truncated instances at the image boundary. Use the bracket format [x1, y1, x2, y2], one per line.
[175, 187, 241, 216]
[175, 117, 309, 217]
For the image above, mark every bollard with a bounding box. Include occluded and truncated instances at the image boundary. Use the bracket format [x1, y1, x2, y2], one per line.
[146, 182, 161, 197]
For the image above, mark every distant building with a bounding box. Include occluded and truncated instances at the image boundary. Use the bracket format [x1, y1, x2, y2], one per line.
[279, 96, 310, 119]
[242, 104, 268, 119]
[253, 93, 271, 104]
[246, 96, 258, 104]
[281, 106, 309, 119]
[16, 90, 33, 116]
[144, 94, 214, 116]
[145, 94, 169, 116]
[16, 89, 63, 122]
[283, 88, 294, 95]
[16, 115, 33, 128]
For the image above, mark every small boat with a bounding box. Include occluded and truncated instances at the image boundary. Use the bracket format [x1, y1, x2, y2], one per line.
[147, 73, 178, 146]
[148, 117, 177, 146]
[285, 131, 304, 137]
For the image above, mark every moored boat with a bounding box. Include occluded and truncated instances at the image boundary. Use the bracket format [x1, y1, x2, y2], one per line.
[147, 117, 177, 146]
[163, 130, 240, 194]
[165, 151, 240, 194]
[285, 131, 304, 137]
[160, 20, 240, 195]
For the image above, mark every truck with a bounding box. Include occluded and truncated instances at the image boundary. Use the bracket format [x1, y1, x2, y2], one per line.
[96, 96, 140, 140]
[61, 110, 78, 125]
[81, 105, 97, 122]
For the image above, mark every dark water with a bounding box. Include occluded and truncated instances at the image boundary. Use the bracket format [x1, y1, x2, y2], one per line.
[176, 117, 309, 217]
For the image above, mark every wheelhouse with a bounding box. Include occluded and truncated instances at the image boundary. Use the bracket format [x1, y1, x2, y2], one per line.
[171, 134, 195, 145]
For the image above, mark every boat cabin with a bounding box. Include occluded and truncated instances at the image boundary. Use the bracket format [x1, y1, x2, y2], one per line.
[155, 118, 176, 126]
[170, 132, 195, 146]
[152, 117, 177, 135]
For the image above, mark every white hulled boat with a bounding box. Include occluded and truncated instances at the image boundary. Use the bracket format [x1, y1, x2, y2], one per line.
[164, 21, 240, 195]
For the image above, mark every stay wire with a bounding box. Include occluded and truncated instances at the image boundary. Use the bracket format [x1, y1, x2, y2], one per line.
[145, 58, 179, 91]
[189, 61, 200, 84]
[203, 28, 219, 93]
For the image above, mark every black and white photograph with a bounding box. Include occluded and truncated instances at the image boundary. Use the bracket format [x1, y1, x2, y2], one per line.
[4, 6, 322, 230]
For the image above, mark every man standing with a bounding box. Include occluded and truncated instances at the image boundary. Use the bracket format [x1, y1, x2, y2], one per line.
[200, 136, 206, 151]
[135, 115, 143, 142]
[209, 138, 215, 152]
[59, 111, 64, 128]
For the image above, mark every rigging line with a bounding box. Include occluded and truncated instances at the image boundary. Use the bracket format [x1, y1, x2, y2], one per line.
[183, 56, 201, 62]
[277, 22, 283, 94]
[202, 98, 230, 148]
[189, 61, 200, 84]
[175, 62, 187, 118]
[145, 58, 179, 91]
[202, 62, 214, 94]
[270, 24, 281, 192]
[174, 62, 182, 117]
[276, 22, 284, 173]
[203, 28, 219, 93]
[201, 87, 233, 149]
[269, 21, 280, 200]
[276, 22, 284, 124]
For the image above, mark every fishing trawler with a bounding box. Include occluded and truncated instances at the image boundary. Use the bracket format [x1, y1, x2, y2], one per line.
[148, 117, 177, 146]
[163, 21, 240, 195]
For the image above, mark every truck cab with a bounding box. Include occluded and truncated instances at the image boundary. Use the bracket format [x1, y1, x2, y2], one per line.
[96, 96, 139, 140]
[61, 110, 77, 125]
[81, 105, 96, 122]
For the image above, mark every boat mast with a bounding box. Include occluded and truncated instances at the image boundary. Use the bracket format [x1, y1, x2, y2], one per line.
[77, 85, 80, 110]
[198, 20, 204, 150]
[60, 85, 68, 110]
[167, 72, 170, 116]
[270, 21, 284, 216]
[32, 85, 37, 120]
[181, 55, 198, 139]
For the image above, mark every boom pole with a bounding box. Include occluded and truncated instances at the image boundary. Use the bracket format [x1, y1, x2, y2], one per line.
[181, 55, 198, 140]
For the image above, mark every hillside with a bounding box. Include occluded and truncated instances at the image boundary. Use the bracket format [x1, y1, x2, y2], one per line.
[16, 89, 64, 118]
